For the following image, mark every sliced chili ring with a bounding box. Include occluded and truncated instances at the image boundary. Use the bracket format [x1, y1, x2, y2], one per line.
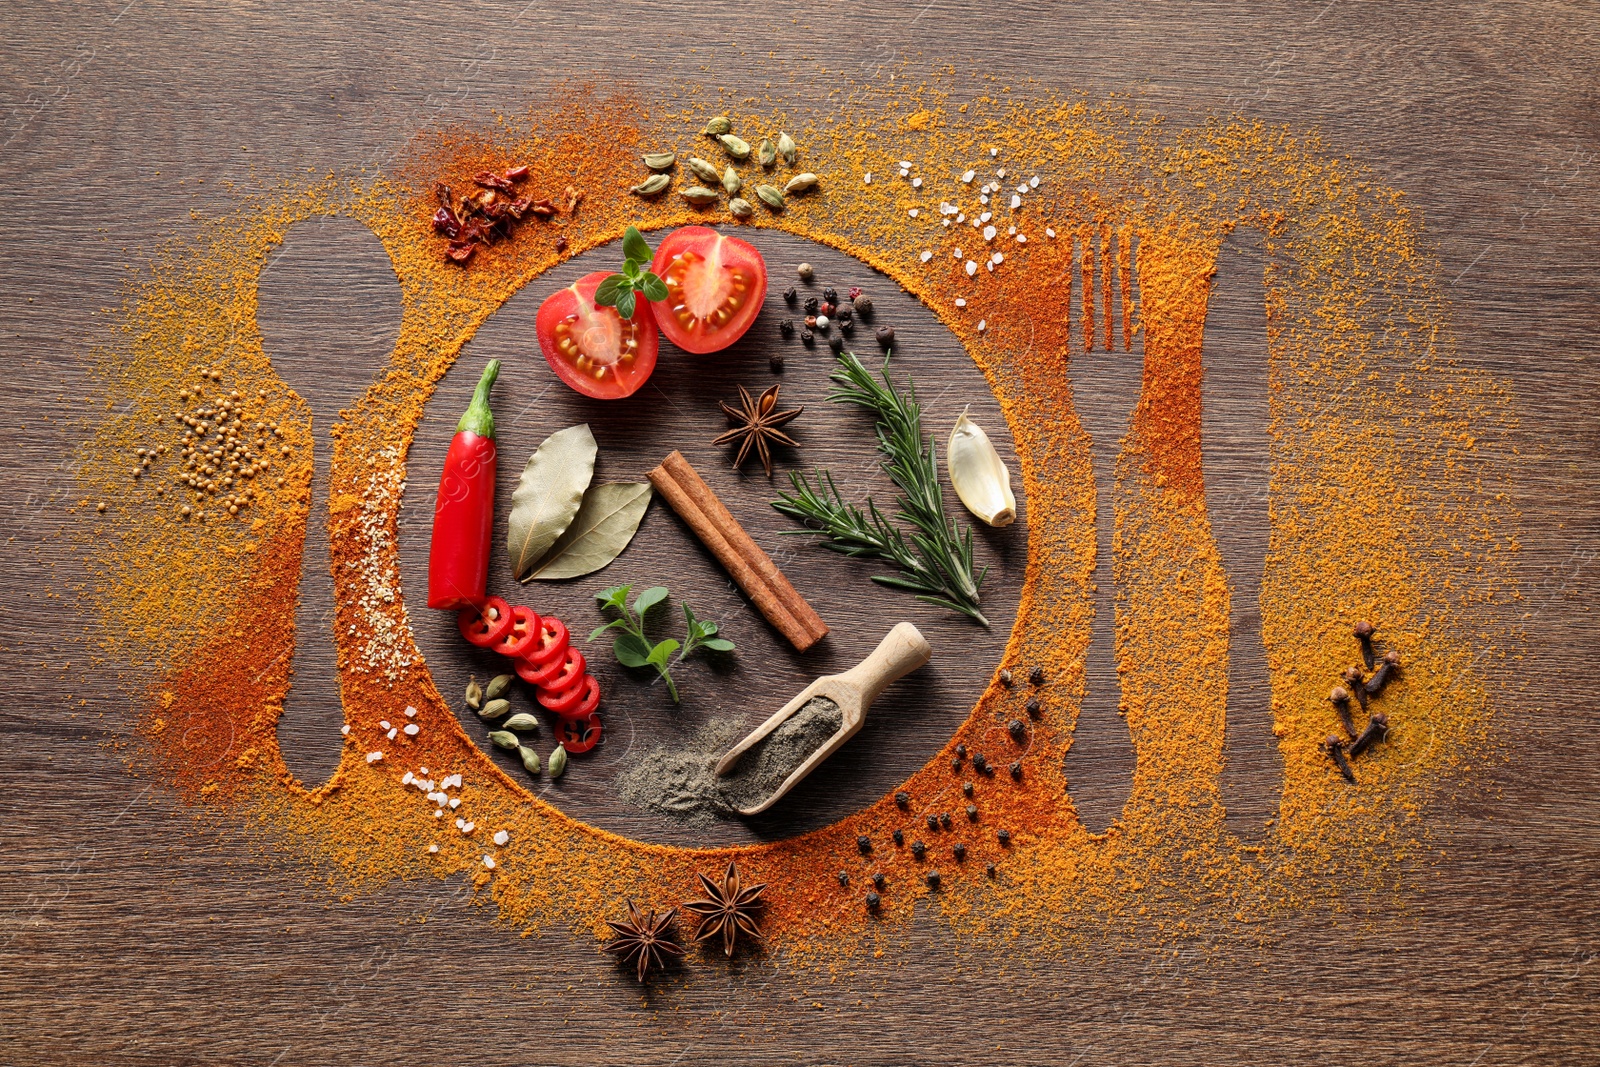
[553, 707, 602, 754]
[537, 672, 592, 716]
[536, 647, 586, 695]
[492, 605, 541, 659]
[526, 615, 570, 666]
[566, 673, 601, 720]
[458, 596, 513, 648]
[513, 654, 549, 686]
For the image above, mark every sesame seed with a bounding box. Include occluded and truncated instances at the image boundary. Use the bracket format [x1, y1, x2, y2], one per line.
[379, 720, 391, 730]
[1016, 234, 1028, 243]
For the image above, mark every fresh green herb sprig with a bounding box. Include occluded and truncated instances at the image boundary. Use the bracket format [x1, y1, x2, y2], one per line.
[773, 349, 990, 626]
[593, 226, 667, 320]
[590, 585, 735, 703]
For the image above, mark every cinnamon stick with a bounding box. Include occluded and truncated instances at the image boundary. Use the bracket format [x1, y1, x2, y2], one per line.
[648, 451, 829, 652]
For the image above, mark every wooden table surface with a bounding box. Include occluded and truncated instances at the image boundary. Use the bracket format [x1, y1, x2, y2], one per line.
[3, 3, 1597, 1063]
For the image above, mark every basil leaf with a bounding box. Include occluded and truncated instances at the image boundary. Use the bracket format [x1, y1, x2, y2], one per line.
[508, 424, 598, 581]
[641, 272, 668, 303]
[523, 483, 653, 581]
[622, 226, 652, 268]
[616, 290, 637, 321]
[633, 585, 669, 617]
[614, 632, 652, 668]
[646, 638, 680, 667]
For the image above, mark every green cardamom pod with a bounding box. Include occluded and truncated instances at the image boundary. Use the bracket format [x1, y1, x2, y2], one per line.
[729, 197, 754, 218]
[755, 184, 786, 211]
[687, 156, 721, 184]
[717, 134, 751, 161]
[642, 151, 676, 170]
[630, 174, 670, 197]
[783, 172, 819, 195]
[479, 697, 510, 719]
[680, 186, 720, 206]
[465, 678, 483, 711]
[519, 745, 541, 776]
[777, 131, 797, 165]
[758, 138, 776, 168]
[722, 166, 742, 194]
[547, 744, 568, 779]
[503, 712, 540, 733]
[485, 674, 514, 701]
[488, 730, 519, 751]
[702, 116, 732, 136]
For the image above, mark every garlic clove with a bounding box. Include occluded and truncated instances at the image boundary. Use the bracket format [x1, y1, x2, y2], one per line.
[946, 409, 1016, 527]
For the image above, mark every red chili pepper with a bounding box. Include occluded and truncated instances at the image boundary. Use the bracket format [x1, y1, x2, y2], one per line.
[427, 360, 500, 610]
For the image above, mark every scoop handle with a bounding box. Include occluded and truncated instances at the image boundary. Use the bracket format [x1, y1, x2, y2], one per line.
[837, 622, 932, 709]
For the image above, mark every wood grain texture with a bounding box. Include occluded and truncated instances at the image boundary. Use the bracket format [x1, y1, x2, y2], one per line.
[2, 3, 1598, 1064]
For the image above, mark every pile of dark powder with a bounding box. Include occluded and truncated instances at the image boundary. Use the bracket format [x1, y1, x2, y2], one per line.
[616, 697, 844, 822]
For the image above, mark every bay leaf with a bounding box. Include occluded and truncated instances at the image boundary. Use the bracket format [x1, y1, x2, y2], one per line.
[507, 424, 597, 580]
[523, 482, 653, 581]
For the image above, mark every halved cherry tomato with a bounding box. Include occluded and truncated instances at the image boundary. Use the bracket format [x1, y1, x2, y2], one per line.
[648, 226, 767, 354]
[491, 604, 540, 659]
[553, 707, 603, 753]
[521, 646, 585, 687]
[458, 596, 513, 648]
[537, 672, 592, 716]
[539, 647, 586, 694]
[535, 270, 659, 399]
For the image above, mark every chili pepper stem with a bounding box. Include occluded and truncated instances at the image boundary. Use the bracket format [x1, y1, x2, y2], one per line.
[457, 359, 501, 437]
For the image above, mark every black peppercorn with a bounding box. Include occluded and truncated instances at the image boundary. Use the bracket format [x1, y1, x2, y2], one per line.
[804, 296, 819, 314]
[875, 325, 894, 347]
[950, 756, 962, 772]
[955, 744, 967, 759]
[997, 829, 1011, 845]
[837, 305, 853, 324]
[872, 872, 886, 890]
[802, 329, 815, 346]
[779, 318, 794, 338]
[1008, 719, 1026, 742]
[895, 791, 910, 809]
[1029, 666, 1045, 685]
[985, 861, 996, 877]
[939, 812, 952, 830]
[1009, 760, 1022, 781]
[973, 753, 989, 774]
[966, 804, 978, 821]
[962, 781, 973, 798]
[828, 334, 843, 353]
[865, 891, 880, 910]
[784, 286, 798, 304]
[911, 839, 925, 858]
[1026, 697, 1041, 718]
[823, 286, 838, 304]
[837, 870, 849, 886]
[839, 317, 854, 334]
[892, 829, 905, 846]
[926, 814, 939, 831]
[926, 870, 941, 888]
[953, 843, 966, 860]
[858, 835, 872, 854]
[770, 353, 785, 373]
[853, 294, 873, 317]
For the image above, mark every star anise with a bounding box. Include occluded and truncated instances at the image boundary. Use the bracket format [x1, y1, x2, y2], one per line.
[682, 860, 766, 957]
[713, 384, 802, 477]
[602, 901, 685, 981]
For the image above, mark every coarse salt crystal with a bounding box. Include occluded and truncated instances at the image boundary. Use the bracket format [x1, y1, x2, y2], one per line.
[911, 177, 922, 189]
[955, 298, 967, 307]
[983, 225, 997, 241]
[1010, 195, 1022, 209]
[1046, 227, 1056, 238]
[864, 172, 872, 184]
[401, 771, 414, 785]
[1009, 225, 1016, 234]
[340, 724, 350, 736]
[990, 148, 999, 157]
[987, 260, 995, 272]
[956, 213, 966, 223]
[997, 167, 1006, 177]
[493, 830, 509, 846]
[449, 797, 461, 810]
[908, 209, 918, 218]
[1030, 175, 1040, 188]
[427, 844, 438, 854]
[434, 809, 443, 818]
[403, 723, 419, 736]
[979, 194, 989, 205]
[443, 773, 460, 789]
[899, 160, 913, 169]
[898, 169, 909, 179]
[1017, 184, 1029, 194]
[379, 720, 391, 730]
[920, 250, 933, 262]
[953, 248, 962, 258]
[960, 170, 974, 183]
[942, 219, 950, 227]
[366, 751, 383, 764]
[404, 706, 417, 718]
[461, 822, 475, 835]
[993, 252, 1004, 265]
[965, 260, 978, 276]
[980, 211, 992, 223]
[978, 319, 987, 331]
[386, 728, 397, 740]
[483, 854, 496, 869]
[1016, 234, 1028, 243]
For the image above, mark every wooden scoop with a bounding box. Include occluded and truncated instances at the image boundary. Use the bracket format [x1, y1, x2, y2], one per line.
[714, 622, 932, 816]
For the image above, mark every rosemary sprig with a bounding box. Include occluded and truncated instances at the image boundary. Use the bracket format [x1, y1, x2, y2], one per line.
[773, 350, 989, 626]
